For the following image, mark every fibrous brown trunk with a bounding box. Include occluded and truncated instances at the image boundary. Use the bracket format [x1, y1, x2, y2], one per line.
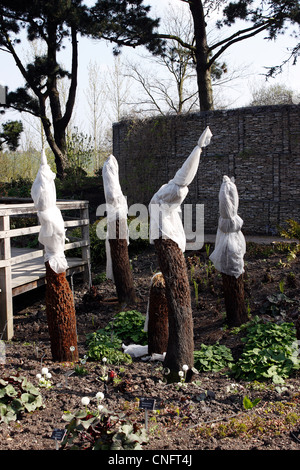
[154, 238, 194, 383]
[109, 219, 136, 305]
[222, 273, 248, 328]
[45, 262, 78, 362]
[147, 273, 169, 356]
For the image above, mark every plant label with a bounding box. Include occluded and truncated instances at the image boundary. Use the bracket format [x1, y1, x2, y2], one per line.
[139, 398, 156, 410]
[51, 428, 66, 441]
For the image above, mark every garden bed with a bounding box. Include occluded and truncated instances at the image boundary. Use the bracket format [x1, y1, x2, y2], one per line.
[1, 241, 300, 452]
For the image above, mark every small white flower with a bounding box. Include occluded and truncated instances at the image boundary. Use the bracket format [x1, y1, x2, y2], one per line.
[178, 370, 184, 377]
[46, 373, 52, 379]
[98, 405, 104, 412]
[41, 367, 48, 375]
[70, 346, 75, 352]
[81, 396, 90, 406]
[182, 364, 189, 372]
[102, 357, 107, 363]
[36, 373, 42, 379]
[96, 392, 104, 401]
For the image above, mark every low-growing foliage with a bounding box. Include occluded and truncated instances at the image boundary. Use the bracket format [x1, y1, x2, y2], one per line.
[61, 405, 148, 450]
[86, 332, 132, 365]
[104, 310, 147, 345]
[0, 375, 44, 424]
[279, 219, 300, 261]
[260, 291, 294, 318]
[279, 218, 300, 242]
[192, 401, 300, 440]
[243, 395, 261, 410]
[86, 310, 147, 364]
[231, 319, 300, 384]
[194, 343, 234, 372]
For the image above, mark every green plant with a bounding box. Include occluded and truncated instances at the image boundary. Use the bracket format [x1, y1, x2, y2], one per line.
[104, 310, 147, 345]
[86, 332, 132, 365]
[86, 310, 147, 365]
[194, 343, 234, 372]
[260, 291, 294, 318]
[93, 272, 107, 285]
[205, 243, 210, 258]
[61, 398, 148, 450]
[279, 218, 300, 241]
[243, 395, 261, 410]
[231, 320, 300, 384]
[193, 280, 199, 306]
[279, 218, 300, 261]
[74, 354, 89, 376]
[0, 375, 44, 424]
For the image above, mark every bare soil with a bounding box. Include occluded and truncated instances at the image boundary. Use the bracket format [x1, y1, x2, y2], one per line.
[1, 241, 300, 454]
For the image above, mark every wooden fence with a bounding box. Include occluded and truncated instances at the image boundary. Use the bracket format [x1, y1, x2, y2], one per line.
[0, 200, 91, 340]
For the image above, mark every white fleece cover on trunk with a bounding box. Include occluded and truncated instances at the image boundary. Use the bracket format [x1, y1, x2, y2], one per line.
[149, 126, 212, 252]
[102, 154, 128, 281]
[31, 149, 68, 274]
[209, 175, 246, 278]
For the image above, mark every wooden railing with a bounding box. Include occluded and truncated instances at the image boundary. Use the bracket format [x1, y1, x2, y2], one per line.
[0, 200, 91, 340]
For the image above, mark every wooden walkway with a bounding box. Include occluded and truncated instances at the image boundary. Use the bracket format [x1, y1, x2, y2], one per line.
[11, 247, 87, 296]
[0, 200, 91, 340]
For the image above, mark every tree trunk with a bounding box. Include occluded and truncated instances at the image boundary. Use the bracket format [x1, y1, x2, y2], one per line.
[154, 238, 194, 383]
[189, 0, 214, 111]
[45, 262, 78, 362]
[109, 219, 136, 305]
[44, 24, 78, 179]
[147, 273, 169, 356]
[222, 273, 248, 328]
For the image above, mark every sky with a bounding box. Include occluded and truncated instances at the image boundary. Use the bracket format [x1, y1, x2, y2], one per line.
[0, 0, 299, 135]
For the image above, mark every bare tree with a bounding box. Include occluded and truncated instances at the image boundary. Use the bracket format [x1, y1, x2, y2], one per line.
[126, 3, 247, 114]
[157, 0, 300, 111]
[105, 56, 133, 122]
[85, 60, 107, 171]
[126, 3, 199, 115]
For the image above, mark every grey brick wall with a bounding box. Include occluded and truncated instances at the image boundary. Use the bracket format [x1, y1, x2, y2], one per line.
[112, 104, 300, 235]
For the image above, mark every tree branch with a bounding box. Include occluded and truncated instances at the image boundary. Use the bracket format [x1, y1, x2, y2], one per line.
[156, 33, 196, 53]
[2, 31, 45, 102]
[208, 21, 272, 68]
[59, 26, 78, 129]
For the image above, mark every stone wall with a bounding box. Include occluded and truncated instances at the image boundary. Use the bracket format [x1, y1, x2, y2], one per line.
[112, 104, 300, 235]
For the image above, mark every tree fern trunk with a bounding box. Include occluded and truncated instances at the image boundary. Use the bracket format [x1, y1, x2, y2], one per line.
[45, 262, 78, 362]
[154, 238, 194, 382]
[222, 273, 248, 327]
[147, 273, 168, 355]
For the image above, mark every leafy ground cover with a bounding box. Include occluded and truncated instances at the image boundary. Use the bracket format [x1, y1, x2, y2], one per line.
[1, 240, 300, 452]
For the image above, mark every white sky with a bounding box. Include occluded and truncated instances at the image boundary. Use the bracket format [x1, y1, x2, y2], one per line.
[0, 0, 299, 129]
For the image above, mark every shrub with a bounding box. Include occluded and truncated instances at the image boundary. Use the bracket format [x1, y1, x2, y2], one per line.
[279, 218, 300, 242]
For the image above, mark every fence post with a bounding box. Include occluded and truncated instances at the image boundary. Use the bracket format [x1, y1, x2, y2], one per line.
[80, 205, 91, 287]
[0, 214, 13, 340]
